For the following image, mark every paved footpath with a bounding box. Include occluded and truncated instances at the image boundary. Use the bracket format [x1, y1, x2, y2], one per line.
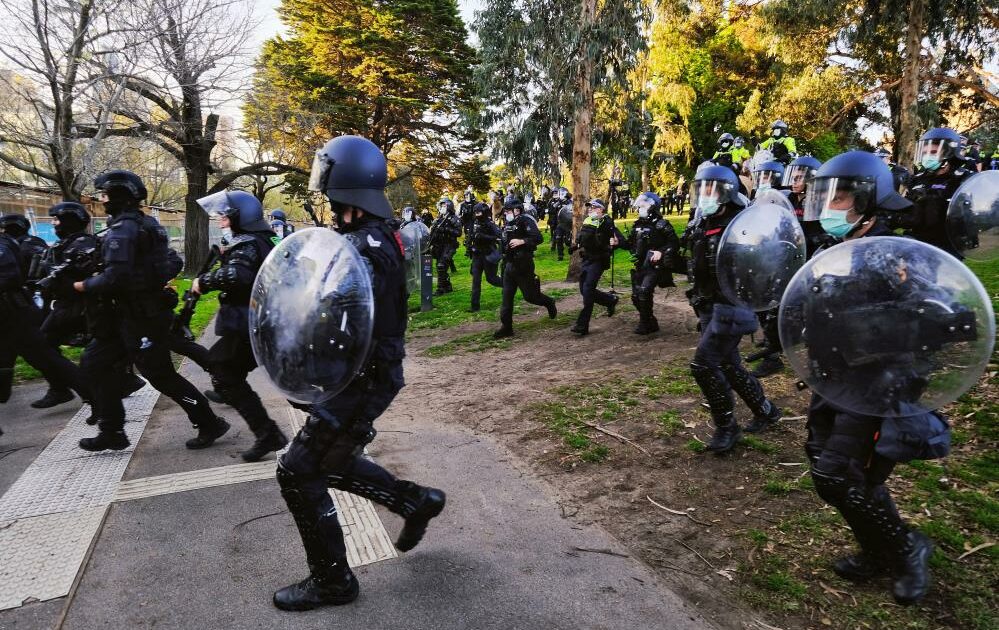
[0, 331, 714, 630]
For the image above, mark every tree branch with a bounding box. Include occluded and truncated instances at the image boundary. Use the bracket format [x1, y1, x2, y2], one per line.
[827, 77, 903, 127]
[206, 161, 307, 194]
[0, 148, 57, 183]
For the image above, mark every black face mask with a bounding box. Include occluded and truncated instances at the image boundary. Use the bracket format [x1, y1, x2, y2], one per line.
[54, 219, 83, 239]
[103, 189, 139, 216]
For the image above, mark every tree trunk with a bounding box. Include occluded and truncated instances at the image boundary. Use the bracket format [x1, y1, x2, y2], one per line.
[896, 0, 926, 170]
[641, 163, 649, 192]
[183, 160, 210, 275]
[566, 0, 597, 282]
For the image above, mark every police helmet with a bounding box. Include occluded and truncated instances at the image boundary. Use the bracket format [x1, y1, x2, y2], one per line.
[803, 150, 911, 223]
[502, 195, 524, 211]
[93, 169, 147, 201]
[734, 136, 745, 148]
[308, 135, 393, 219]
[438, 198, 455, 214]
[718, 132, 734, 147]
[691, 165, 744, 212]
[473, 202, 490, 218]
[196, 189, 270, 233]
[782, 156, 821, 188]
[555, 187, 571, 201]
[753, 160, 786, 190]
[48, 202, 91, 237]
[770, 120, 789, 138]
[632, 192, 662, 218]
[915, 127, 963, 172]
[270, 209, 287, 221]
[0, 214, 31, 237]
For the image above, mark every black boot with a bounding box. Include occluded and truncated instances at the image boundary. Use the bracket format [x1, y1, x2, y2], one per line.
[0, 368, 12, 403]
[493, 327, 513, 339]
[242, 427, 289, 462]
[546, 301, 557, 319]
[892, 532, 933, 605]
[606, 295, 619, 317]
[744, 402, 782, 434]
[834, 553, 885, 582]
[31, 388, 75, 409]
[751, 355, 784, 378]
[570, 324, 588, 336]
[79, 430, 130, 451]
[185, 416, 230, 449]
[706, 413, 741, 454]
[273, 563, 359, 611]
[395, 484, 447, 552]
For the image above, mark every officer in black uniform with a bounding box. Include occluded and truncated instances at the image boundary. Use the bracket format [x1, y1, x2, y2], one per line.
[399, 206, 418, 228]
[74, 170, 229, 452]
[549, 187, 573, 260]
[274, 135, 446, 611]
[428, 198, 461, 295]
[0, 220, 91, 420]
[494, 198, 557, 339]
[458, 186, 476, 235]
[627, 192, 680, 335]
[193, 190, 289, 462]
[874, 148, 912, 193]
[899, 127, 973, 257]
[799, 150, 936, 605]
[684, 165, 782, 453]
[466, 202, 503, 312]
[570, 199, 619, 336]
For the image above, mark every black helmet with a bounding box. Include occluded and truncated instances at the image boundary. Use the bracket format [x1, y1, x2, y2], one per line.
[770, 120, 789, 138]
[915, 127, 963, 172]
[93, 169, 147, 201]
[308, 135, 393, 219]
[555, 186, 571, 201]
[718, 132, 734, 147]
[437, 198, 455, 214]
[632, 192, 662, 217]
[48, 202, 91, 238]
[0, 214, 31, 237]
[196, 190, 270, 233]
[473, 202, 490, 218]
[803, 150, 911, 223]
[270, 209, 286, 221]
[502, 195, 523, 211]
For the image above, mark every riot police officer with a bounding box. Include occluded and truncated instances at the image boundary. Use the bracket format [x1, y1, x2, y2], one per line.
[549, 187, 573, 260]
[798, 150, 936, 604]
[466, 202, 503, 312]
[758, 120, 798, 164]
[874, 148, 912, 193]
[0, 218, 91, 420]
[193, 190, 289, 462]
[269, 209, 295, 240]
[627, 193, 680, 335]
[570, 199, 619, 336]
[711, 133, 738, 170]
[494, 198, 557, 339]
[684, 165, 782, 452]
[901, 127, 973, 256]
[458, 185, 476, 235]
[74, 170, 228, 452]
[275, 135, 446, 610]
[428, 198, 461, 295]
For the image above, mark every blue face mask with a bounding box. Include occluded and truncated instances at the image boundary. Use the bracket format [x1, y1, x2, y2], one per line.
[699, 200, 720, 216]
[921, 156, 941, 171]
[819, 209, 860, 238]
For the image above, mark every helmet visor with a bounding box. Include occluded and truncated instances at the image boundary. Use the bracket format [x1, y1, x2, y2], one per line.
[803, 176, 877, 221]
[690, 179, 735, 216]
[782, 164, 816, 190]
[196, 190, 238, 219]
[916, 138, 955, 166]
[631, 193, 658, 216]
[307, 150, 330, 192]
[753, 169, 781, 190]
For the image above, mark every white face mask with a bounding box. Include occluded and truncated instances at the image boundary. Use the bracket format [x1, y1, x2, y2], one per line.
[588, 210, 599, 219]
[220, 227, 233, 241]
[505, 212, 514, 222]
[638, 208, 649, 218]
[402, 210, 412, 221]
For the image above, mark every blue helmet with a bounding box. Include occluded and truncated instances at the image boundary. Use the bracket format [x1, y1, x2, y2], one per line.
[270, 209, 286, 221]
[692, 164, 745, 209]
[93, 169, 147, 201]
[308, 135, 393, 219]
[632, 192, 662, 216]
[916, 127, 964, 171]
[782, 156, 822, 188]
[196, 190, 269, 233]
[803, 150, 911, 221]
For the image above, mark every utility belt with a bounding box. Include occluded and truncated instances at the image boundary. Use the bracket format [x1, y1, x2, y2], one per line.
[111, 291, 172, 319]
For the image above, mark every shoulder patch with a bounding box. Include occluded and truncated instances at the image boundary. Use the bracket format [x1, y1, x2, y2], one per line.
[367, 233, 381, 248]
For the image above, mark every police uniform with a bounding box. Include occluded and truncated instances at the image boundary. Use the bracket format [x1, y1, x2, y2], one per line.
[572, 206, 619, 335]
[77, 172, 227, 452]
[274, 135, 445, 611]
[195, 193, 287, 462]
[466, 207, 503, 312]
[685, 171, 781, 452]
[0, 232, 90, 408]
[496, 211, 556, 337]
[628, 201, 679, 335]
[428, 203, 462, 294]
[903, 165, 972, 257]
[38, 230, 98, 348]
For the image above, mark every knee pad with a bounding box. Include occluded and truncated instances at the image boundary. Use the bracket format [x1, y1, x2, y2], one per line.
[810, 466, 849, 507]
